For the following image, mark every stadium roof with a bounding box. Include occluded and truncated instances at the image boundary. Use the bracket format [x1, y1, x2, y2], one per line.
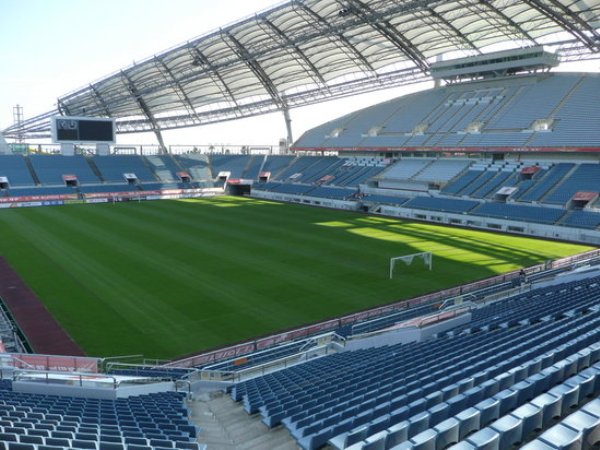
[4, 0, 600, 144]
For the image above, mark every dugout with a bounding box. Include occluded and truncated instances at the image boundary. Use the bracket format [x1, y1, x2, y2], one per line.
[226, 179, 252, 196]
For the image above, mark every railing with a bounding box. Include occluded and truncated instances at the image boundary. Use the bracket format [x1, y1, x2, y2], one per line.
[12, 369, 119, 389]
[551, 248, 600, 269]
[349, 305, 472, 340]
[101, 354, 144, 373]
[0, 297, 32, 353]
[10, 367, 186, 392]
[200, 344, 335, 383]
[412, 306, 471, 328]
[165, 320, 340, 369]
[1, 353, 100, 373]
[6, 143, 276, 156]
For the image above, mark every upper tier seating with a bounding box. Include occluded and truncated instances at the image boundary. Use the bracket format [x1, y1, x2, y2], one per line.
[266, 156, 384, 187]
[242, 155, 264, 180]
[518, 163, 575, 202]
[544, 163, 600, 205]
[28, 155, 100, 185]
[382, 160, 431, 180]
[144, 155, 184, 181]
[529, 75, 600, 147]
[275, 157, 342, 184]
[294, 73, 600, 151]
[0, 155, 36, 187]
[441, 170, 484, 195]
[260, 155, 296, 179]
[413, 159, 472, 183]
[330, 165, 385, 187]
[210, 154, 252, 179]
[173, 155, 212, 181]
[91, 155, 157, 183]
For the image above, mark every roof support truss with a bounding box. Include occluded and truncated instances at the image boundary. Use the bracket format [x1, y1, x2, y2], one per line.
[343, 0, 430, 72]
[5, 0, 600, 141]
[260, 17, 328, 87]
[188, 47, 241, 110]
[294, 2, 377, 74]
[120, 71, 167, 152]
[154, 58, 201, 121]
[89, 84, 112, 117]
[221, 31, 285, 108]
[475, 0, 538, 43]
[522, 0, 600, 50]
[56, 99, 72, 116]
[426, 7, 482, 53]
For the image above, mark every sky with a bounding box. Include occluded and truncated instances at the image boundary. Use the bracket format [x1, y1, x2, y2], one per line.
[0, 0, 429, 148]
[1, 0, 598, 149]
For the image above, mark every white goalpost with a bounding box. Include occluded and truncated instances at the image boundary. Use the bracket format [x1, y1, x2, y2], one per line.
[389, 252, 432, 279]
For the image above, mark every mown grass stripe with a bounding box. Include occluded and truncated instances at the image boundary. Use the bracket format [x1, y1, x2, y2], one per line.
[0, 197, 591, 359]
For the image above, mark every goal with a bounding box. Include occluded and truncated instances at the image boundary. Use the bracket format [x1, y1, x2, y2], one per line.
[389, 252, 432, 279]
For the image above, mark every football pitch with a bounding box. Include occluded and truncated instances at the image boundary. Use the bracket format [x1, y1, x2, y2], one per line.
[0, 196, 592, 360]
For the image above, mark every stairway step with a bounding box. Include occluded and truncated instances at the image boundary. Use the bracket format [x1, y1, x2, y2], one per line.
[190, 391, 299, 450]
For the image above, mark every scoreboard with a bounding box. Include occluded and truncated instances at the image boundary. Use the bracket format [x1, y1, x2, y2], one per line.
[52, 116, 116, 144]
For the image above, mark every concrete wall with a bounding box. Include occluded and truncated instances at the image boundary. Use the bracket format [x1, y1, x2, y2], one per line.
[13, 380, 176, 399]
[377, 205, 600, 245]
[0, 134, 9, 155]
[251, 190, 359, 211]
[343, 313, 471, 351]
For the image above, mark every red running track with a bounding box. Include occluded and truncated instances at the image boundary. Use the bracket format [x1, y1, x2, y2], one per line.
[0, 257, 85, 356]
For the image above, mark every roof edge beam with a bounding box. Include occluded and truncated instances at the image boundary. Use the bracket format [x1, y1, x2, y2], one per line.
[294, 2, 377, 74]
[344, 0, 429, 72]
[427, 7, 483, 54]
[523, 0, 600, 50]
[477, 0, 537, 43]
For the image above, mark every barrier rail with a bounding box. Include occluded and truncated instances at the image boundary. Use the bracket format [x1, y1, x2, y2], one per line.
[12, 369, 119, 388]
[1, 353, 100, 373]
[200, 344, 334, 383]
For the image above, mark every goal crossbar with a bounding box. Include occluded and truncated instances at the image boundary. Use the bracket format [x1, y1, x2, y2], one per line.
[390, 252, 432, 279]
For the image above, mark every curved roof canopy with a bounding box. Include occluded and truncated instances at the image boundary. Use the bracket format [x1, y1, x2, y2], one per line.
[5, 0, 600, 140]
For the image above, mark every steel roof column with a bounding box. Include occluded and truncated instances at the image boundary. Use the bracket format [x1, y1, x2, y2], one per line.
[283, 106, 293, 147]
[120, 71, 167, 153]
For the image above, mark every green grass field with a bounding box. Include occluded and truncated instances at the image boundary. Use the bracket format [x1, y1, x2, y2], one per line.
[0, 196, 592, 359]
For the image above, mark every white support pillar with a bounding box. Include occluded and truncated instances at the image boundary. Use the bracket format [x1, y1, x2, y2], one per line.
[60, 143, 75, 156]
[96, 143, 110, 156]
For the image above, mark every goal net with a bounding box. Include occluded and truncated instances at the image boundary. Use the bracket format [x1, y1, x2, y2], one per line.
[389, 252, 432, 279]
